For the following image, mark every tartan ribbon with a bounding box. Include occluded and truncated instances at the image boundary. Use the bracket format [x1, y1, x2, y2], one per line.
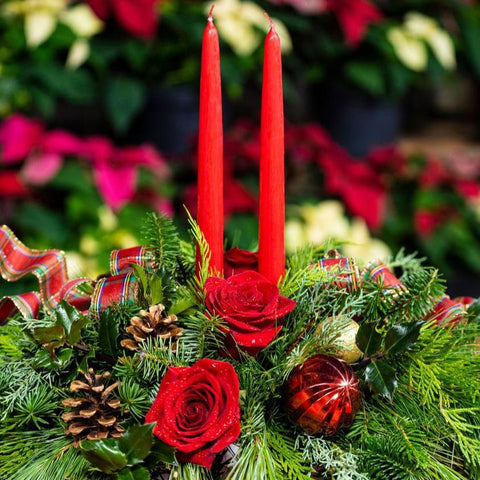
[363, 260, 409, 299]
[0, 225, 91, 323]
[0, 226, 154, 323]
[317, 256, 360, 291]
[89, 246, 154, 317]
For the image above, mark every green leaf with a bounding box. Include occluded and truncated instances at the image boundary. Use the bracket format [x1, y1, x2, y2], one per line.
[356, 323, 382, 356]
[33, 347, 73, 369]
[118, 424, 154, 466]
[364, 359, 397, 400]
[105, 76, 146, 134]
[99, 312, 121, 357]
[344, 61, 385, 97]
[55, 301, 90, 345]
[32, 325, 65, 345]
[385, 321, 424, 356]
[149, 275, 164, 305]
[148, 439, 176, 465]
[118, 466, 150, 480]
[132, 264, 149, 298]
[81, 439, 128, 474]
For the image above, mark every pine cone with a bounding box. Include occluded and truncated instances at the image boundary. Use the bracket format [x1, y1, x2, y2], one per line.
[121, 304, 183, 351]
[62, 369, 124, 445]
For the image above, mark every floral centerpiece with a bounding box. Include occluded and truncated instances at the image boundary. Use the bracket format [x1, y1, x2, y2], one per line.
[0, 9, 479, 480]
[0, 214, 479, 480]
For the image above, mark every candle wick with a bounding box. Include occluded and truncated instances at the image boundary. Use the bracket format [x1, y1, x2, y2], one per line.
[264, 12, 275, 31]
[208, 4, 215, 22]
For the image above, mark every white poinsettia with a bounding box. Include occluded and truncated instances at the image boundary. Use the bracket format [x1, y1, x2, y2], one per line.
[387, 27, 428, 72]
[207, 0, 292, 56]
[1, 0, 103, 67]
[387, 12, 455, 72]
[342, 218, 391, 267]
[285, 200, 391, 264]
[405, 12, 456, 70]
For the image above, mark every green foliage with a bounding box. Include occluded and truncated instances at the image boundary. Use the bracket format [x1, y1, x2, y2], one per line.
[105, 76, 146, 134]
[142, 212, 181, 276]
[32, 301, 90, 360]
[81, 423, 161, 476]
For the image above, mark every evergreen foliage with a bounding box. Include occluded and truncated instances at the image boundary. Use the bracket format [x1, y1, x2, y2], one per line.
[0, 218, 478, 480]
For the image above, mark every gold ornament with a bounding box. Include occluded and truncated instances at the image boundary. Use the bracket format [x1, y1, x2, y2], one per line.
[316, 317, 362, 364]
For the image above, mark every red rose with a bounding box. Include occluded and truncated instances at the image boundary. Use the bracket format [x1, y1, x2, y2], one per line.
[145, 359, 241, 469]
[205, 271, 296, 355]
[224, 248, 258, 278]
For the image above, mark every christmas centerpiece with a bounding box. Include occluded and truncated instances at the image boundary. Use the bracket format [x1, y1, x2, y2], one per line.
[0, 10, 479, 480]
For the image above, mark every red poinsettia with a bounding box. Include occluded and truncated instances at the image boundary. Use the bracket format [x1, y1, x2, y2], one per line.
[326, 0, 382, 46]
[0, 114, 170, 212]
[145, 359, 241, 469]
[87, 0, 160, 38]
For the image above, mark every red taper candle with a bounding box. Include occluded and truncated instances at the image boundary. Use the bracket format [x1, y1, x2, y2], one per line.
[197, 6, 224, 275]
[258, 16, 285, 283]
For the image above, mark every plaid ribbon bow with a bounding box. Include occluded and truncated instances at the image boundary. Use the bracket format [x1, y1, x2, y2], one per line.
[0, 226, 154, 323]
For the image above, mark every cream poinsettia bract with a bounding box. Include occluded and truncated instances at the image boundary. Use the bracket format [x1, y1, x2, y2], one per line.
[207, 0, 292, 56]
[1, 0, 104, 68]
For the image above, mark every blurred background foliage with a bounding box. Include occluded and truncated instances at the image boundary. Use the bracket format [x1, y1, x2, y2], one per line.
[1, 0, 480, 296]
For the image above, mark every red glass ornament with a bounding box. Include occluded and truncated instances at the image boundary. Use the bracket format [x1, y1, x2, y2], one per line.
[284, 354, 362, 436]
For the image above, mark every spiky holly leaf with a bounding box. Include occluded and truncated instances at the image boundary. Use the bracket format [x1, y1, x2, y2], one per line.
[33, 325, 66, 359]
[385, 321, 424, 356]
[119, 423, 155, 466]
[99, 311, 121, 357]
[356, 323, 382, 356]
[81, 438, 128, 474]
[55, 301, 90, 345]
[364, 359, 397, 401]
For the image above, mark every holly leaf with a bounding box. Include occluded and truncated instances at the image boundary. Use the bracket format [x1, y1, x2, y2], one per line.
[149, 275, 164, 305]
[118, 466, 150, 480]
[55, 301, 83, 337]
[81, 439, 128, 474]
[99, 311, 121, 357]
[385, 321, 424, 356]
[55, 301, 90, 345]
[364, 359, 397, 400]
[132, 264, 149, 298]
[118, 423, 154, 466]
[34, 347, 73, 369]
[356, 323, 382, 356]
[147, 438, 176, 466]
[33, 325, 66, 359]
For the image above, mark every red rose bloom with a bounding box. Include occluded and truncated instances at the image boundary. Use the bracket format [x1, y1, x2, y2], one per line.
[205, 271, 296, 355]
[145, 359, 241, 469]
[224, 247, 258, 278]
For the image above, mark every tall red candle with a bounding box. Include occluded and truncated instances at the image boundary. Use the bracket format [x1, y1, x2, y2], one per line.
[258, 17, 285, 284]
[197, 7, 224, 275]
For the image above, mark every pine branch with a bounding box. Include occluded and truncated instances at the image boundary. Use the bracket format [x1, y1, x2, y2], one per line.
[142, 212, 181, 274]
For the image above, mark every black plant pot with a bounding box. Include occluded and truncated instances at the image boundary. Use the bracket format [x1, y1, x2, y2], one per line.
[129, 85, 200, 155]
[129, 85, 233, 155]
[315, 83, 401, 158]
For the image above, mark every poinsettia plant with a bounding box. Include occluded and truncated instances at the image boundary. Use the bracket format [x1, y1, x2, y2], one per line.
[182, 119, 480, 282]
[0, 113, 174, 279]
[262, 0, 457, 99]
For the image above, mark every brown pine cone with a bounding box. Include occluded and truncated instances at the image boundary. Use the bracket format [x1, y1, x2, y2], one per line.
[121, 304, 183, 351]
[62, 369, 124, 445]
